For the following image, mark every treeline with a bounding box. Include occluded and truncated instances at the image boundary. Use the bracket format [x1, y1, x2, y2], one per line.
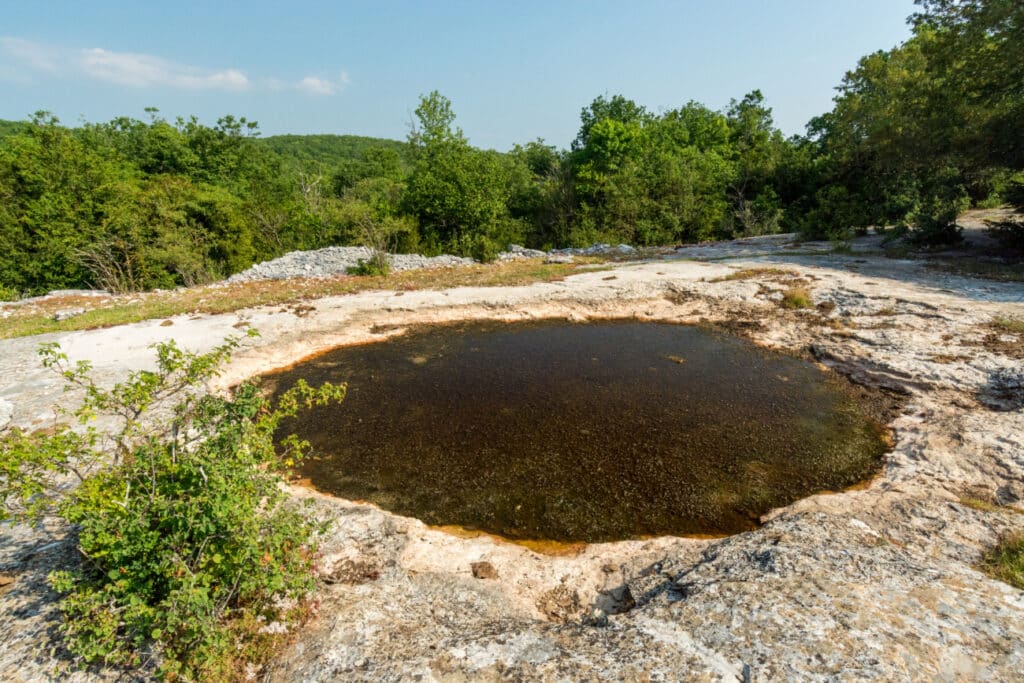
[0, 0, 1020, 297]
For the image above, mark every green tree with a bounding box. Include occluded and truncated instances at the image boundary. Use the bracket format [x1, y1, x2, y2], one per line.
[404, 91, 521, 258]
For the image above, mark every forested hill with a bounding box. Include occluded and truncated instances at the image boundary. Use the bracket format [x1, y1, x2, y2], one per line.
[0, 0, 1021, 299]
[0, 120, 27, 138]
[259, 134, 407, 168]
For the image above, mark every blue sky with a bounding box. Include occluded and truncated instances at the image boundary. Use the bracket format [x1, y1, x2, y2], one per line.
[1, 0, 917, 150]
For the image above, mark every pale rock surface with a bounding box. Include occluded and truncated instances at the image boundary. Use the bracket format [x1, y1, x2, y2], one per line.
[1, 232, 1023, 681]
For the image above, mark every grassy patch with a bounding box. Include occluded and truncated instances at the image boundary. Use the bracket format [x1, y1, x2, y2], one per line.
[0, 260, 597, 339]
[710, 267, 797, 282]
[991, 317, 1024, 335]
[982, 533, 1024, 590]
[960, 496, 1003, 513]
[780, 287, 813, 310]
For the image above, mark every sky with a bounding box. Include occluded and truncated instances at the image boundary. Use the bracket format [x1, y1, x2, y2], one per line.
[0, 0, 918, 150]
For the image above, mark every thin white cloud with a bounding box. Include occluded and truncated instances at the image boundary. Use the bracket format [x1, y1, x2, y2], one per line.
[0, 36, 348, 96]
[77, 47, 249, 90]
[0, 37, 60, 72]
[296, 70, 350, 96]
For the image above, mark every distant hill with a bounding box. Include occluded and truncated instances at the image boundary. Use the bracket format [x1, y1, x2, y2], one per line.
[0, 119, 27, 139]
[258, 134, 408, 169]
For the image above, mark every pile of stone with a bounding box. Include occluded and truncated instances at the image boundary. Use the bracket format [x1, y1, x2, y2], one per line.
[224, 242, 644, 284]
[226, 247, 476, 283]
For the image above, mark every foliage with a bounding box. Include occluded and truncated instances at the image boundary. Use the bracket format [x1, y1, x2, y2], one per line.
[404, 91, 524, 257]
[983, 533, 1024, 590]
[259, 134, 408, 173]
[347, 255, 390, 276]
[2, 1, 1022, 292]
[0, 334, 345, 678]
[800, 0, 1024, 242]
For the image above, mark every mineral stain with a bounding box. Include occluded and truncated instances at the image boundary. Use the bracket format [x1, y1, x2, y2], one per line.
[268, 321, 890, 542]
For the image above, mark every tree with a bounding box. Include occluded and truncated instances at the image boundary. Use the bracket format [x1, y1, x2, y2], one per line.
[404, 92, 521, 258]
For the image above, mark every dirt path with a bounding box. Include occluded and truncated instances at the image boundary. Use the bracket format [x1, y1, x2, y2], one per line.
[1, 242, 1023, 681]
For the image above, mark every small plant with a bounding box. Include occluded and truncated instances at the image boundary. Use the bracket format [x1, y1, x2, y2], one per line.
[991, 317, 1024, 335]
[347, 253, 390, 276]
[982, 533, 1024, 590]
[0, 333, 345, 679]
[468, 234, 501, 263]
[780, 287, 812, 310]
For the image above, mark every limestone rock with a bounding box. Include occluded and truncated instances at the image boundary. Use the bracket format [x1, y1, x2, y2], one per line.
[52, 307, 85, 321]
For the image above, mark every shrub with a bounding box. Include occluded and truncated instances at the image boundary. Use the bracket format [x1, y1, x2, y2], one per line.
[468, 234, 502, 263]
[0, 333, 345, 679]
[907, 170, 969, 245]
[347, 252, 390, 276]
[1003, 171, 1024, 209]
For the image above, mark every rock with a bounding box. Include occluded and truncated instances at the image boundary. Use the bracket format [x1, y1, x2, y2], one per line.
[0, 398, 11, 430]
[320, 558, 380, 585]
[226, 246, 477, 283]
[584, 607, 609, 627]
[52, 308, 85, 321]
[470, 561, 498, 579]
[45, 289, 109, 298]
[979, 368, 1024, 411]
[4, 226, 1024, 682]
[497, 245, 546, 261]
[536, 581, 581, 622]
[544, 253, 574, 264]
[593, 584, 635, 615]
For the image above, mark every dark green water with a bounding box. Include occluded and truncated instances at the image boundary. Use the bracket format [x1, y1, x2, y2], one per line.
[267, 321, 890, 542]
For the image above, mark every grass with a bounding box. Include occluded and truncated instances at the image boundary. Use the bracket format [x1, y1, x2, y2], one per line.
[960, 496, 1004, 514]
[982, 533, 1024, 590]
[991, 317, 1024, 335]
[780, 287, 813, 310]
[709, 267, 797, 283]
[0, 259, 601, 339]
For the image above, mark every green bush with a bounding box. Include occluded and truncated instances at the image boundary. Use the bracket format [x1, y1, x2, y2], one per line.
[899, 169, 968, 245]
[0, 333, 345, 679]
[468, 234, 502, 263]
[347, 252, 390, 276]
[1004, 171, 1024, 210]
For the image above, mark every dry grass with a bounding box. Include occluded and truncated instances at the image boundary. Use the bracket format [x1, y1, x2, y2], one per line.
[960, 496, 1003, 514]
[0, 259, 600, 339]
[780, 287, 813, 310]
[710, 267, 798, 283]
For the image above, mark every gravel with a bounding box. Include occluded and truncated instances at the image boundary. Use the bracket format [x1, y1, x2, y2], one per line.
[226, 247, 477, 283]
[225, 243, 642, 284]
